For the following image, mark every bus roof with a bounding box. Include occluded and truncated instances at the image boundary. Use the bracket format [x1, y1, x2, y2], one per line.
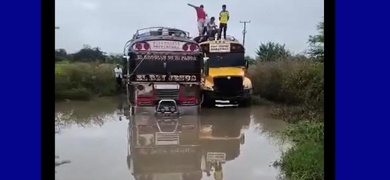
[123, 27, 198, 55]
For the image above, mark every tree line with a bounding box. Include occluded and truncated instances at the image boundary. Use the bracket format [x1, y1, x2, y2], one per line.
[55, 44, 122, 64]
[246, 19, 324, 64]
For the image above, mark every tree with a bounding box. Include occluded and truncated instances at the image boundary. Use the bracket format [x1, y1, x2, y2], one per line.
[105, 54, 123, 64]
[308, 20, 324, 61]
[255, 42, 291, 62]
[55, 49, 68, 61]
[71, 44, 106, 62]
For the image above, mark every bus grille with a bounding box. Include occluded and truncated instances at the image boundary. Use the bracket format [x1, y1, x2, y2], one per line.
[155, 89, 179, 99]
[213, 76, 243, 92]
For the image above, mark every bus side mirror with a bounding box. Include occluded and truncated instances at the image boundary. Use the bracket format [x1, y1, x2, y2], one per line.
[245, 59, 249, 69]
[122, 56, 128, 75]
[204, 58, 209, 76]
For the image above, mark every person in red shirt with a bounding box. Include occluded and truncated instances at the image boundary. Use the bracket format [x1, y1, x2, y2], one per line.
[187, 3, 207, 36]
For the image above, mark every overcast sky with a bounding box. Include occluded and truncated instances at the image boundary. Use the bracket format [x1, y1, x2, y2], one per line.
[55, 0, 323, 57]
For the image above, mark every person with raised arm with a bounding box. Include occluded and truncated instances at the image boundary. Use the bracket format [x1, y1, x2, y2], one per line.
[187, 3, 207, 36]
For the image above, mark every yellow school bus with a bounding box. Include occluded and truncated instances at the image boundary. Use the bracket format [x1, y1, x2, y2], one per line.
[198, 36, 253, 107]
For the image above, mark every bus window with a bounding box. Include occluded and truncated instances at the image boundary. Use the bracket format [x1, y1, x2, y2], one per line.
[207, 53, 246, 67]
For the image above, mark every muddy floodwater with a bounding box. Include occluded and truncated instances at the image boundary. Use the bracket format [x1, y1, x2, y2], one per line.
[55, 97, 291, 180]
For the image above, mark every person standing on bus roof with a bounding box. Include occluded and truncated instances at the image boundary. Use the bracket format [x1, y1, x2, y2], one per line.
[218, 4, 229, 40]
[187, 3, 207, 36]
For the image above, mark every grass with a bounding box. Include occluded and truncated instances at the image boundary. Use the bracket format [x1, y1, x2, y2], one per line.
[280, 120, 324, 180]
[55, 61, 118, 101]
[248, 57, 324, 180]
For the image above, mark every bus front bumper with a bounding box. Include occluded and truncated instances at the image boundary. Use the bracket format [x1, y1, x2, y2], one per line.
[203, 89, 252, 102]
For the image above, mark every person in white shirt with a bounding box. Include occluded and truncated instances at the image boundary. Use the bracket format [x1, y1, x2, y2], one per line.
[206, 17, 218, 39]
[114, 64, 123, 89]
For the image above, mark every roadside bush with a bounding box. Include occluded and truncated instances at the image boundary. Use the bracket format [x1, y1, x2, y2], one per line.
[55, 62, 117, 101]
[248, 57, 324, 110]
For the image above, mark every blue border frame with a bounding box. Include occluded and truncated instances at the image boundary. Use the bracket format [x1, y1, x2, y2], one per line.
[4, 0, 390, 179]
[336, 0, 390, 179]
[0, 0, 41, 179]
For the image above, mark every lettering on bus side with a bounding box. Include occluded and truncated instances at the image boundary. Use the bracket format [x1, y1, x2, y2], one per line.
[136, 54, 197, 61]
[135, 74, 198, 82]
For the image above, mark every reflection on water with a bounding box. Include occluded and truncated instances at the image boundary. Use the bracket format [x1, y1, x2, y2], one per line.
[128, 114, 202, 180]
[199, 108, 250, 179]
[55, 98, 290, 180]
[55, 97, 120, 131]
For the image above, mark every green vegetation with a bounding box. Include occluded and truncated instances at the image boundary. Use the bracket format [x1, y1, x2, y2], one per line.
[247, 20, 324, 180]
[55, 45, 123, 101]
[308, 19, 324, 61]
[255, 42, 291, 62]
[55, 61, 118, 101]
[248, 56, 324, 180]
[279, 120, 324, 179]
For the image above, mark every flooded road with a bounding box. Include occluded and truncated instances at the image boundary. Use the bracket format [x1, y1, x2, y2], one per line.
[55, 97, 291, 180]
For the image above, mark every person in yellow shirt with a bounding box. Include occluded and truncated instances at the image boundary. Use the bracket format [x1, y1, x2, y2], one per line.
[218, 4, 229, 40]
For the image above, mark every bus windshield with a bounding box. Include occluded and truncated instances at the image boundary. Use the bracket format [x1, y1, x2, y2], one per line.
[207, 53, 245, 67]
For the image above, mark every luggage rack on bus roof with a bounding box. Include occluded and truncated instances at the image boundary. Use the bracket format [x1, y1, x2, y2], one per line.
[123, 27, 192, 56]
[132, 27, 190, 40]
